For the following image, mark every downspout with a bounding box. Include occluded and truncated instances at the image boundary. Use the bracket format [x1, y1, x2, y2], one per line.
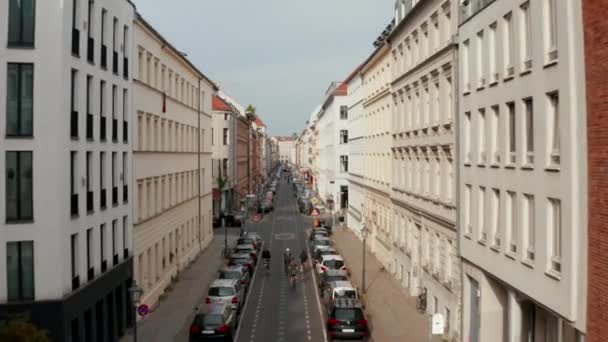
[197, 78, 202, 252]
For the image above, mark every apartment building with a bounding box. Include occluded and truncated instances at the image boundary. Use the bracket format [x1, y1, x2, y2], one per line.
[278, 137, 296, 164]
[211, 95, 236, 216]
[0, 0, 135, 341]
[389, 0, 460, 337]
[458, 0, 587, 340]
[345, 65, 365, 234]
[132, 14, 216, 310]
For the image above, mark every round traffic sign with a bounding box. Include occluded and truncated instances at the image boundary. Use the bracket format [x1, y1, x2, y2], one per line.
[253, 214, 261, 222]
[137, 304, 149, 316]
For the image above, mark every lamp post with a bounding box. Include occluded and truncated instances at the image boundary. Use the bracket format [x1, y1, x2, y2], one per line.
[128, 284, 143, 342]
[360, 225, 369, 294]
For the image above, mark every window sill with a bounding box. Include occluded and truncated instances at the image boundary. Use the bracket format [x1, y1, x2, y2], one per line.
[505, 251, 517, 260]
[490, 163, 500, 168]
[488, 79, 499, 87]
[477, 238, 487, 246]
[7, 43, 35, 49]
[521, 258, 535, 269]
[545, 269, 562, 281]
[521, 164, 534, 171]
[463, 90, 471, 96]
[463, 162, 471, 167]
[545, 165, 560, 172]
[5, 219, 35, 225]
[520, 68, 532, 77]
[543, 59, 558, 69]
[504, 163, 516, 169]
[476, 85, 485, 91]
[71, 214, 80, 220]
[490, 245, 501, 253]
[476, 163, 486, 168]
[5, 135, 34, 139]
[503, 74, 514, 82]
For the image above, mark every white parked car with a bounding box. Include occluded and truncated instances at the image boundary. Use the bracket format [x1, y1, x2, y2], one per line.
[205, 279, 246, 313]
[316, 255, 346, 275]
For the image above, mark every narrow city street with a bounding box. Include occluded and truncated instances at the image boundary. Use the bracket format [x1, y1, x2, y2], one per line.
[235, 177, 326, 342]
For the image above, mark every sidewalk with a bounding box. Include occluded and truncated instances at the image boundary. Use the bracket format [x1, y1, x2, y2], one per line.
[331, 227, 442, 342]
[120, 231, 238, 342]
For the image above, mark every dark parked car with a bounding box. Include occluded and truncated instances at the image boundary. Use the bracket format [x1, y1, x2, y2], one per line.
[224, 213, 243, 227]
[313, 247, 339, 264]
[218, 265, 251, 291]
[326, 298, 369, 341]
[236, 237, 260, 251]
[189, 303, 237, 342]
[227, 253, 255, 276]
[213, 215, 222, 228]
[318, 269, 349, 290]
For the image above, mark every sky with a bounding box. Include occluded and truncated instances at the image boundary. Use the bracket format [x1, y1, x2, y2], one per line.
[134, 0, 394, 136]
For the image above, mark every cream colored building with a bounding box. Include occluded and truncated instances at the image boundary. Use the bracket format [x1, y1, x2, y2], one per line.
[132, 14, 216, 309]
[458, 0, 587, 340]
[389, 0, 460, 338]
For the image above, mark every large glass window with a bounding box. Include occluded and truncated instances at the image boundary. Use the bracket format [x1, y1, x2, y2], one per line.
[8, 0, 35, 47]
[6, 151, 33, 222]
[6, 241, 34, 301]
[6, 63, 34, 137]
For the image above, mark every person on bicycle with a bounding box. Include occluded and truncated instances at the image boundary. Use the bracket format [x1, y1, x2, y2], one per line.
[283, 248, 292, 274]
[299, 249, 308, 272]
[262, 248, 271, 267]
[289, 259, 299, 286]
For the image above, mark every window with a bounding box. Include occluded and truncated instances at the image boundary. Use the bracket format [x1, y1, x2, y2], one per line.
[6, 241, 34, 301]
[123, 89, 128, 142]
[86, 152, 93, 212]
[545, 0, 558, 61]
[464, 112, 471, 163]
[340, 130, 348, 144]
[523, 98, 534, 165]
[222, 159, 228, 179]
[503, 12, 515, 75]
[86, 228, 93, 276]
[100, 224, 106, 268]
[6, 63, 34, 137]
[340, 106, 348, 120]
[476, 30, 484, 87]
[478, 187, 486, 241]
[524, 194, 535, 261]
[71, 69, 78, 138]
[100, 80, 106, 140]
[547, 92, 560, 166]
[223, 128, 229, 145]
[123, 216, 128, 255]
[489, 22, 497, 82]
[112, 219, 118, 260]
[464, 184, 472, 235]
[462, 40, 470, 92]
[507, 191, 517, 253]
[8, 0, 35, 47]
[520, 2, 532, 68]
[507, 102, 516, 164]
[491, 105, 499, 163]
[6, 151, 33, 222]
[549, 198, 561, 272]
[340, 155, 349, 173]
[71, 233, 79, 281]
[491, 188, 500, 247]
[86, 75, 93, 140]
[478, 108, 486, 164]
[70, 151, 78, 215]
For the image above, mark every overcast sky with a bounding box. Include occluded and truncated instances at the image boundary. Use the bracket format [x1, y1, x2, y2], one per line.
[134, 0, 394, 136]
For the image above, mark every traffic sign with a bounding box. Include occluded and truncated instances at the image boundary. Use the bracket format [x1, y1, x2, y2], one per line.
[431, 313, 445, 335]
[137, 304, 149, 317]
[311, 208, 320, 217]
[311, 197, 318, 205]
[252, 214, 261, 222]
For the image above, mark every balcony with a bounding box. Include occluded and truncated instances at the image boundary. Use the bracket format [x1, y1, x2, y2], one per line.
[112, 119, 118, 141]
[100, 116, 107, 141]
[86, 191, 94, 213]
[123, 185, 128, 203]
[123, 121, 128, 143]
[100, 188, 107, 209]
[123, 248, 129, 259]
[72, 275, 80, 291]
[123, 57, 129, 79]
[113, 254, 119, 266]
[71, 28, 80, 56]
[86, 113, 94, 140]
[87, 37, 94, 64]
[87, 267, 94, 281]
[112, 186, 118, 206]
[101, 44, 108, 69]
[71, 193, 79, 217]
[71, 111, 78, 139]
[101, 260, 107, 273]
[112, 51, 119, 74]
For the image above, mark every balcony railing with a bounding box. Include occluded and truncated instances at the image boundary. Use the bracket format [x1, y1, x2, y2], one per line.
[123, 185, 128, 203]
[86, 113, 94, 140]
[100, 188, 107, 209]
[112, 119, 118, 141]
[112, 186, 118, 206]
[71, 111, 78, 138]
[100, 116, 106, 141]
[101, 260, 107, 273]
[123, 57, 129, 79]
[101, 44, 108, 68]
[71, 28, 80, 56]
[87, 37, 94, 63]
[87, 267, 94, 281]
[112, 51, 119, 74]
[72, 275, 80, 291]
[71, 193, 79, 217]
[123, 121, 128, 143]
[113, 254, 119, 266]
[86, 191, 94, 213]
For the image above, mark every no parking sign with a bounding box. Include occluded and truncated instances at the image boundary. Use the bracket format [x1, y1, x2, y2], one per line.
[137, 304, 149, 317]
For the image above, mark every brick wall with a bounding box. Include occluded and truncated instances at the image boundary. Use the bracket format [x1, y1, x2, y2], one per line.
[584, 0, 608, 340]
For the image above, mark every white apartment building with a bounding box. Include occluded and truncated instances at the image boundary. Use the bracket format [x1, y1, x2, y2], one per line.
[346, 65, 365, 234]
[316, 82, 350, 210]
[458, 0, 587, 341]
[211, 94, 236, 215]
[132, 14, 216, 310]
[0, 0, 135, 341]
[389, 0, 460, 337]
[278, 137, 296, 164]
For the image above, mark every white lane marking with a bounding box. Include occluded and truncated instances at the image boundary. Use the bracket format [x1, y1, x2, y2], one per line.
[302, 226, 329, 342]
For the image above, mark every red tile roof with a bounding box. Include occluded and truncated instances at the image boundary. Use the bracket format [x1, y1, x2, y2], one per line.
[253, 115, 266, 127]
[212, 96, 231, 111]
[334, 82, 347, 96]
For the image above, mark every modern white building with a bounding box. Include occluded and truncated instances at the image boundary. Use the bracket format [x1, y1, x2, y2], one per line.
[132, 13, 216, 311]
[0, 0, 136, 341]
[389, 0, 460, 338]
[458, 0, 587, 341]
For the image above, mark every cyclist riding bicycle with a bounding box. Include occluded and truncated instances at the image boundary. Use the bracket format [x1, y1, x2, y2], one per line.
[262, 248, 271, 269]
[289, 259, 299, 286]
[299, 249, 308, 272]
[283, 248, 292, 274]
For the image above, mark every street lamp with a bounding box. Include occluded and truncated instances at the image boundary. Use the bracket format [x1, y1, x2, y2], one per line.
[128, 284, 144, 342]
[360, 225, 369, 294]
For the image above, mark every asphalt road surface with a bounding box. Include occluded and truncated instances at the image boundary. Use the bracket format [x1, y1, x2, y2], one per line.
[234, 176, 327, 342]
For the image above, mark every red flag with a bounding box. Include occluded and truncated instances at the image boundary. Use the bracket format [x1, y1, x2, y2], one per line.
[162, 92, 166, 113]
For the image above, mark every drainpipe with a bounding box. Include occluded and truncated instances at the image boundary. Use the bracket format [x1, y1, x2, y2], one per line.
[197, 78, 202, 252]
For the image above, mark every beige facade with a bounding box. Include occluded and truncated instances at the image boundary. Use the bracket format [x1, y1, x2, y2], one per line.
[132, 14, 215, 309]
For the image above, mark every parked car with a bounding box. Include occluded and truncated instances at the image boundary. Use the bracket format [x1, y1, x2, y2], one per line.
[213, 215, 222, 228]
[236, 237, 260, 251]
[227, 253, 255, 276]
[318, 269, 349, 290]
[218, 265, 251, 291]
[260, 200, 273, 213]
[313, 248, 339, 264]
[311, 236, 332, 254]
[326, 298, 369, 341]
[322, 280, 359, 303]
[309, 229, 329, 241]
[242, 231, 263, 245]
[205, 279, 246, 314]
[233, 244, 258, 264]
[316, 255, 346, 275]
[189, 303, 238, 342]
[224, 213, 243, 227]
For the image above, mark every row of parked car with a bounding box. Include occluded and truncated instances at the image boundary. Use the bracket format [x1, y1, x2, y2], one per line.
[189, 232, 264, 342]
[308, 226, 371, 341]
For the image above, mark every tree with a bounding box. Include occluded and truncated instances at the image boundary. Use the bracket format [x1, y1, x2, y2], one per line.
[245, 105, 256, 121]
[0, 318, 50, 342]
